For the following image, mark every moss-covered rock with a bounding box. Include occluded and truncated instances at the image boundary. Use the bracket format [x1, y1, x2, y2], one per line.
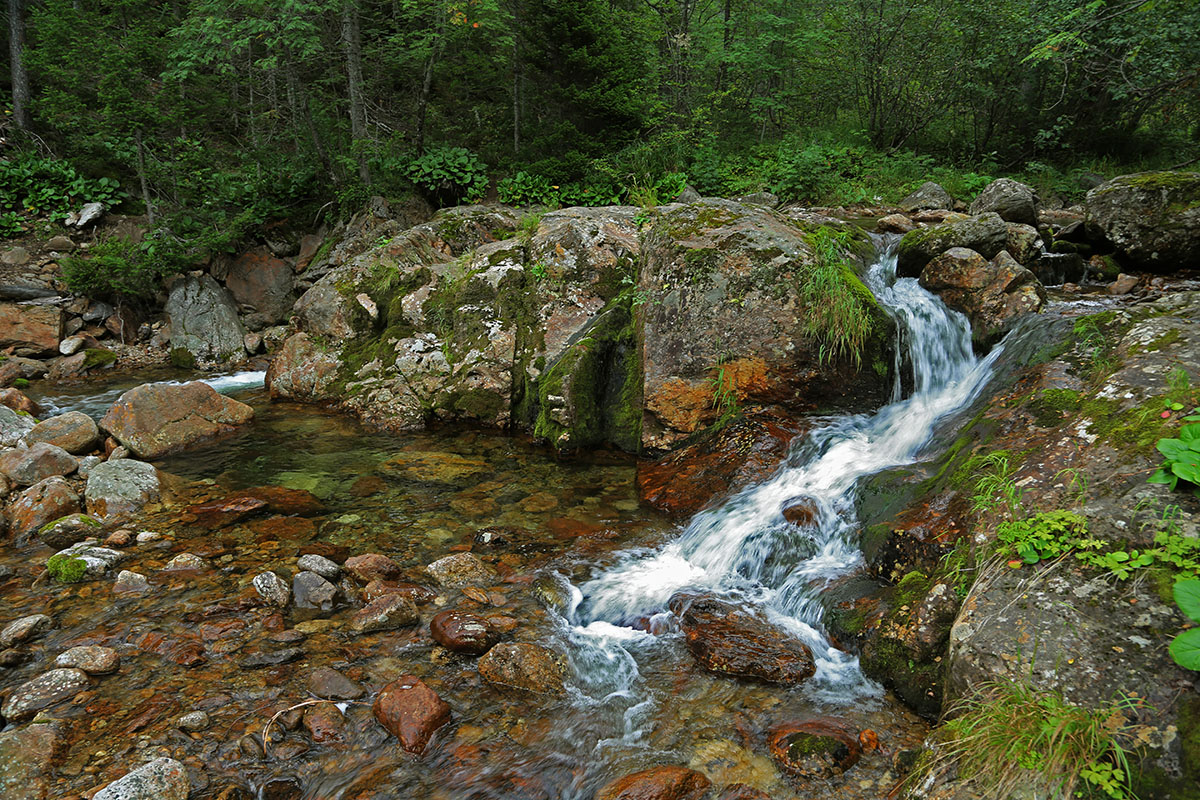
[1085, 171, 1200, 271]
[896, 212, 1009, 277]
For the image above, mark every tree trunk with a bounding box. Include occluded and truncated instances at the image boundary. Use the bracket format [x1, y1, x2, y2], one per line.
[135, 131, 155, 228]
[415, 39, 440, 156]
[8, 0, 30, 131]
[342, 0, 370, 185]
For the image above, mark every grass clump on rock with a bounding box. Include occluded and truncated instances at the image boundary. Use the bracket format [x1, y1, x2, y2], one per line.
[801, 226, 879, 367]
[46, 554, 88, 583]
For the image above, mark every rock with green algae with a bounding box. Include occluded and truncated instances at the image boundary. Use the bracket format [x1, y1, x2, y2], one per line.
[896, 211, 1009, 277]
[1085, 171, 1200, 271]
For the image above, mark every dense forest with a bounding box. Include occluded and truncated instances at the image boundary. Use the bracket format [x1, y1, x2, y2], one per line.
[2, 0, 1199, 270]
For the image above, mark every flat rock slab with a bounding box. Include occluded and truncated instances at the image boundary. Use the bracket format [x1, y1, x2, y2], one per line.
[675, 594, 815, 685]
[1, 668, 89, 721]
[0, 722, 66, 800]
[101, 381, 254, 459]
[0, 302, 61, 357]
[93, 757, 189, 800]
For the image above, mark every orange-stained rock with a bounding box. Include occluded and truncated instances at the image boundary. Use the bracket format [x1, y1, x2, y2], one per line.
[372, 675, 451, 754]
[344, 553, 403, 584]
[0, 387, 42, 416]
[674, 594, 815, 685]
[100, 381, 254, 459]
[7, 476, 80, 544]
[0, 302, 61, 356]
[430, 610, 499, 655]
[595, 766, 711, 800]
[767, 718, 862, 779]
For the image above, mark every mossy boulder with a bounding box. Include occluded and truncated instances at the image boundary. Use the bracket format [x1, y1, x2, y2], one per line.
[896, 212, 1009, 277]
[1085, 171, 1200, 271]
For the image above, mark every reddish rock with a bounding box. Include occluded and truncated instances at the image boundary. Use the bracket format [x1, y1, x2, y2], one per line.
[295, 234, 325, 272]
[302, 702, 345, 744]
[372, 675, 452, 754]
[24, 412, 100, 454]
[0, 387, 42, 416]
[0, 442, 78, 486]
[0, 302, 61, 356]
[129, 629, 207, 667]
[919, 248, 1045, 342]
[638, 413, 803, 516]
[767, 718, 862, 779]
[595, 766, 711, 800]
[782, 497, 818, 526]
[226, 246, 295, 324]
[876, 213, 915, 234]
[430, 610, 499, 654]
[100, 381, 255, 459]
[248, 516, 318, 541]
[344, 553, 403, 584]
[349, 593, 419, 633]
[675, 594, 815, 685]
[477, 642, 567, 695]
[265, 333, 340, 402]
[7, 476, 80, 543]
[362, 580, 437, 604]
[714, 785, 771, 800]
[238, 485, 325, 516]
[188, 495, 269, 529]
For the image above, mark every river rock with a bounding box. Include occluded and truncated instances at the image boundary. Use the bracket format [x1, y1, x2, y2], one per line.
[1108, 273, 1139, 295]
[896, 212, 1009, 277]
[92, 757, 189, 800]
[767, 718, 862, 779]
[36, 512, 102, 549]
[24, 411, 101, 454]
[302, 702, 345, 743]
[1005, 222, 1043, 266]
[226, 246, 296, 324]
[8, 476, 80, 543]
[1, 668, 89, 721]
[113, 570, 150, 594]
[899, 182, 953, 213]
[0, 405, 36, 447]
[1084, 171, 1200, 270]
[343, 553, 402, 584]
[0, 442, 78, 486]
[296, 553, 340, 580]
[55, 645, 119, 674]
[675, 594, 815, 685]
[0, 302, 61, 357]
[477, 642, 567, 695]
[85, 459, 161, 522]
[100, 381, 254, 459]
[349, 593, 419, 633]
[50, 540, 128, 579]
[0, 721, 66, 800]
[264, 333, 341, 402]
[430, 610, 499, 654]
[306, 666, 364, 700]
[919, 248, 1046, 343]
[372, 675, 452, 754]
[0, 387, 42, 416]
[0, 613, 52, 648]
[176, 711, 210, 731]
[968, 178, 1040, 226]
[165, 274, 247, 362]
[188, 495, 267, 529]
[426, 552, 497, 588]
[163, 552, 208, 571]
[253, 571, 291, 607]
[595, 766, 712, 800]
[292, 571, 338, 611]
[876, 213, 915, 234]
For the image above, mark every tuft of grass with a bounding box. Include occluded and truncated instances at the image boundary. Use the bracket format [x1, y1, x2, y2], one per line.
[801, 226, 877, 367]
[931, 681, 1139, 800]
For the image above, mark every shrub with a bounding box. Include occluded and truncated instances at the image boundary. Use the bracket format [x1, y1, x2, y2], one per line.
[1170, 579, 1200, 671]
[800, 226, 878, 366]
[0, 154, 124, 231]
[404, 146, 489, 207]
[61, 235, 176, 300]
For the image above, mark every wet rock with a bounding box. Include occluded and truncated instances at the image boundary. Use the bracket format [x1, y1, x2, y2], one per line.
[782, 498, 818, 526]
[0, 648, 23, 667]
[0, 441, 78, 485]
[259, 777, 302, 800]
[767, 718, 862, 779]
[226, 246, 296, 324]
[8, 476, 81, 543]
[55, 644, 119, 674]
[1108, 273, 1139, 295]
[0, 387, 41, 416]
[100, 381, 254, 459]
[302, 702, 345, 743]
[714, 786, 771, 800]
[0, 721, 66, 800]
[477, 642, 568, 695]
[0, 302, 61, 357]
[969, 178, 1040, 226]
[188, 495, 268, 529]
[343, 553, 402, 584]
[292, 571, 338, 611]
[103, 528, 132, 547]
[24, 411, 100, 454]
[896, 212, 1009, 277]
[1, 668, 89, 721]
[177, 711, 210, 731]
[296, 553, 340, 580]
[675, 595, 815, 685]
[113, 570, 150, 594]
[0, 405, 36, 447]
[85, 459, 161, 523]
[595, 766, 712, 800]
[899, 182, 953, 213]
[349, 593, 419, 633]
[876, 213, 915, 234]
[163, 552, 209, 571]
[165, 274, 247, 362]
[1084, 171, 1200, 270]
[430, 610, 499, 654]
[264, 333, 341, 403]
[919, 248, 1046, 343]
[306, 666, 364, 700]
[0, 613, 52, 648]
[238, 485, 325, 516]
[93, 757, 189, 800]
[638, 413, 804, 516]
[372, 675, 452, 754]
[253, 572, 291, 607]
[239, 647, 304, 669]
[426, 552, 498, 588]
[51, 540, 128, 579]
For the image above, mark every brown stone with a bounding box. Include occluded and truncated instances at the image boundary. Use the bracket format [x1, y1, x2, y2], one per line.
[430, 610, 499, 654]
[25, 412, 100, 454]
[0, 387, 41, 416]
[349, 593, 419, 633]
[372, 675, 451, 754]
[226, 246, 295, 324]
[302, 702, 344, 744]
[265, 333, 340, 402]
[295, 234, 325, 272]
[0, 442, 78, 486]
[675, 594, 815, 685]
[477, 642, 567, 695]
[767, 718, 862, 779]
[7, 476, 80, 543]
[714, 785, 771, 800]
[876, 213, 915, 234]
[188, 495, 269, 529]
[344, 553, 403, 584]
[100, 381, 255, 459]
[0, 303, 61, 356]
[595, 766, 711, 800]
[782, 497, 818, 526]
[238, 485, 325, 516]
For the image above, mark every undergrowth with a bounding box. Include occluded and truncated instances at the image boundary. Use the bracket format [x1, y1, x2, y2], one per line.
[801, 226, 877, 366]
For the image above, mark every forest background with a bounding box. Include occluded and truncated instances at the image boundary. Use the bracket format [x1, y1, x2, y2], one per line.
[1, 0, 1198, 287]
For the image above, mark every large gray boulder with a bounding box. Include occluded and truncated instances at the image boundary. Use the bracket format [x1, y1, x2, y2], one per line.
[968, 178, 1040, 226]
[85, 459, 161, 522]
[93, 757, 189, 800]
[918, 248, 1046, 343]
[165, 274, 247, 363]
[1084, 171, 1200, 271]
[896, 212, 1009, 277]
[0, 405, 36, 447]
[899, 181, 953, 213]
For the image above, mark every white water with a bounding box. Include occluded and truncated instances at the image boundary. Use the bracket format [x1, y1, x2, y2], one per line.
[34, 370, 266, 419]
[564, 235, 1005, 707]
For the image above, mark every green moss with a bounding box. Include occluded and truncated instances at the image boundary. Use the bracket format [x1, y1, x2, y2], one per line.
[13, 377, 28, 389]
[1029, 388, 1083, 427]
[169, 347, 196, 369]
[46, 554, 88, 583]
[309, 236, 335, 268]
[665, 203, 740, 239]
[1129, 328, 1181, 355]
[38, 515, 100, 537]
[82, 348, 118, 369]
[1099, 171, 1200, 192]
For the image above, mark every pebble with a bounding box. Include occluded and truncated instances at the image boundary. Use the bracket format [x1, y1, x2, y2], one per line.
[93, 757, 189, 800]
[113, 570, 150, 594]
[176, 711, 211, 731]
[348, 594, 419, 633]
[104, 530, 133, 547]
[296, 553, 340, 580]
[425, 552, 498, 588]
[253, 572, 291, 607]
[0, 668, 90, 721]
[292, 571, 337, 611]
[239, 647, 304, 669]
[163, 552, 208, 571]
[56, 645, 120, 674]
[0, 613, 53, 648]
[136, 531, 162, 543]
[306, 666, 364, 700]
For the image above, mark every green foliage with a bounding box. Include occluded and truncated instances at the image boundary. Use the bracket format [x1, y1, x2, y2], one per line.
[405, 147, 489, 207]
[800, 226, 877, 366]
[707, 363, 740, 422]
[498, 171, 558, 207]
[971, 452, 1026, 518]
[1148, 416, 1200, 497]
[1170, 580, 1200, 671]
[0, 155, 124, 234]
[997, 510, 1089, 564]
[46, 554, 88, 584]
[934, 680, 1138, 800]
[61, 235, 177, 300]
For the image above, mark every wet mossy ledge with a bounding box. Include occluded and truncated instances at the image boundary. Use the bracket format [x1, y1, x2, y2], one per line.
[266, 198, 901, 454]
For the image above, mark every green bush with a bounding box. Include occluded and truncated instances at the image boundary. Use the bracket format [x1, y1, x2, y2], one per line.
[1170, 579, 1200, 671]
[0, 154, 124, 236]
[497, 171, 558, 206]
[61, 235, 177, 300]
[405, 146, 489, 207]
[1149, 415, 1200, 497]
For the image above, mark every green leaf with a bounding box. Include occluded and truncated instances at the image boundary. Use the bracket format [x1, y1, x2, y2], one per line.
[1169, 627, 1200, 670]
[1176, 579, 1200, 622]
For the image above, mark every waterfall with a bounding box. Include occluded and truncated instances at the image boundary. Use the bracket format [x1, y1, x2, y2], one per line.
[564, 234, 1006, 705]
